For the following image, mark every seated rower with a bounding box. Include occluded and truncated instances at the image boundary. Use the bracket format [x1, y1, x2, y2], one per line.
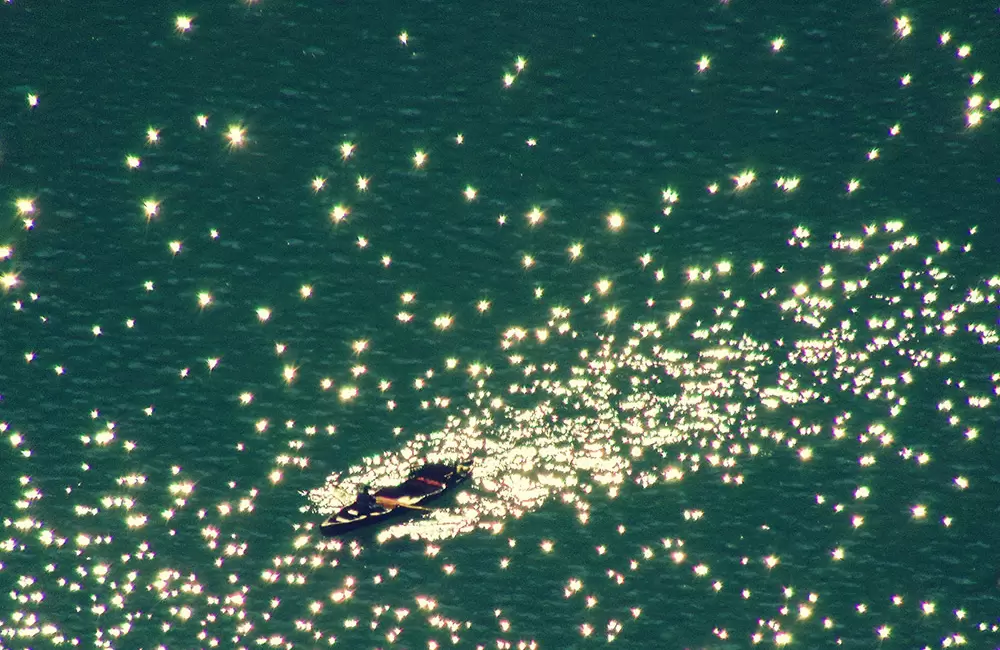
[355, 485, 381, 511]
[357, 484, 403, 510]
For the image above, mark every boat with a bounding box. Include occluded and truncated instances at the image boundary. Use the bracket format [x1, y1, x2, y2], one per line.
[319, 459, 473, 536]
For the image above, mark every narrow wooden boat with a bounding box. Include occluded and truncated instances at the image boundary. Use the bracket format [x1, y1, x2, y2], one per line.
[319, 459, 472, 536]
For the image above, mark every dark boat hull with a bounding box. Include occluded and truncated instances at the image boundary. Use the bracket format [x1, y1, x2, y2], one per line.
[319, 461, 471, 537]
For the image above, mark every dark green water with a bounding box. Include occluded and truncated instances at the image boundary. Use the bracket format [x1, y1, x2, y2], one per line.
[2, 1, 1000, 648]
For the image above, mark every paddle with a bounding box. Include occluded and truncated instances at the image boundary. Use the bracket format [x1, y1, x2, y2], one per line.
[375, 496, 432, 511]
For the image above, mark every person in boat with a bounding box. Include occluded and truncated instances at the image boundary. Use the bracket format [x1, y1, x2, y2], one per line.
[355, 484, 380, 511]
[357, 484, 405, 511]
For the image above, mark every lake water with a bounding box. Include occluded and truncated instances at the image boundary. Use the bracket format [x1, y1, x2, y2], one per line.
[2, 1, 999, 648]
